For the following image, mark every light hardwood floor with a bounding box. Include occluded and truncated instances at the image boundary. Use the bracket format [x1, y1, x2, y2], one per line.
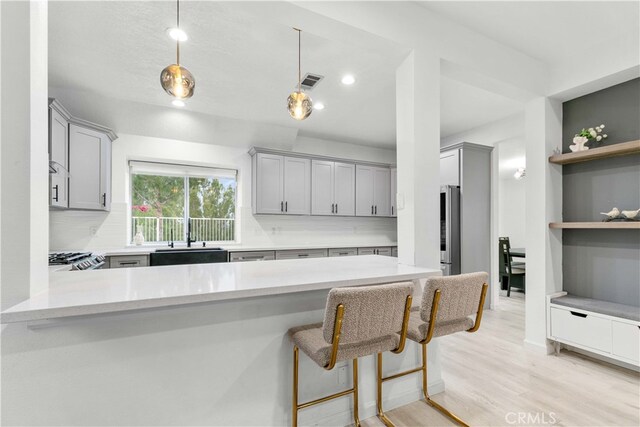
[361, 294, 640, 427]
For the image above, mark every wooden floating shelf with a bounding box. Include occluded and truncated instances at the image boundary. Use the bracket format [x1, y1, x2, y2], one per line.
[549, 222, 640, 229]
[548, 140, 640, 165]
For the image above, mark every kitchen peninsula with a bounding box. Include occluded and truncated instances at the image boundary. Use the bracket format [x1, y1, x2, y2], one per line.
[1, 256, 441, 426]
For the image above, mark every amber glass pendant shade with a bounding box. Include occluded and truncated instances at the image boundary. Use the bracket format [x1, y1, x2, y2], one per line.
[287, 91, 312, 120]
[160, 63, 195, 99]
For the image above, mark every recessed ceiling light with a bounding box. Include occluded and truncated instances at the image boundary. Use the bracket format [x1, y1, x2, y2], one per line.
[172, 99, 185, 107]
[167, 27, 188, 42]
[341, 75, 355, 85]
[314, 102, 325, 110]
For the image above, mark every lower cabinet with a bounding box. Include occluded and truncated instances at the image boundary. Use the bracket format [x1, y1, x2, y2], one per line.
[549, 303, 640, 366]
[328, 248, 357, 257]
[358, 247, 393, 256]
[275, 249, 327, 260]
[108, 255, 149, 269]
[229, 251, 275, 262]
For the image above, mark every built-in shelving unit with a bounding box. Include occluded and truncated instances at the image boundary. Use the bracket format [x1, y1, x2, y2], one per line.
[548, 139, 640, 165]
[549, 222, 640, 229]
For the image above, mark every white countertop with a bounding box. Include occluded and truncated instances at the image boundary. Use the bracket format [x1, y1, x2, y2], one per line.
[2, 256, 438, 323]
[101, 243, 397, 256]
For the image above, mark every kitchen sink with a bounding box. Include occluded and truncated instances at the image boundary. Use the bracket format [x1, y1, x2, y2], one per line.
[150, 248, 228, 266]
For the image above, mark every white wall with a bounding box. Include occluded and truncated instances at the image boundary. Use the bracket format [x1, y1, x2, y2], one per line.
[49, 132, 397, 251]
[496, 138, 526, 248]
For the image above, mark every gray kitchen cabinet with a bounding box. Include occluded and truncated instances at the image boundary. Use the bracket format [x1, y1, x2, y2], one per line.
[390, 168, 397, 217]
[356, 165, 391, 217]
[440, 149, 460, 186]
[49, 100, 70, 208]
[253, 153, 310, 215]
[108, 255, 149, 268]
[229, 251, 275, 262]
[69, 124, 112, 211]
[328, 248, 357, 257]
[275, 249, 327, 260]
[358, 246, 392, 256]
[312, 160, 355, 216]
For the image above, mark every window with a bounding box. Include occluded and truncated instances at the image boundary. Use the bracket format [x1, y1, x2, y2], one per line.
[129, 161, 237, 243]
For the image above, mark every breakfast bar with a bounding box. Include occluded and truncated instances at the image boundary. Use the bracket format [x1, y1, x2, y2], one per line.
[1, 256, 442, 426]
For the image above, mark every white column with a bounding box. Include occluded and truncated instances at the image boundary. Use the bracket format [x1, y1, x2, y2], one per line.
[0, 0, 48, 310]
[524, 97, 563, 352]
[396, 50, 440, 268]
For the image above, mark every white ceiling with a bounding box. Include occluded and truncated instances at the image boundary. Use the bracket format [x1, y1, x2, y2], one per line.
[418, 1, 639, 65]
[48, 1, 531, 149]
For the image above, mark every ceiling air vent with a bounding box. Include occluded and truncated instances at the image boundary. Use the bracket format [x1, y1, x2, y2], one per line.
[299, 73, 324, 91]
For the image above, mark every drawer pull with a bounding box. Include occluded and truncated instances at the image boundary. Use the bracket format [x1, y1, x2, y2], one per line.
[570, 311, 587, 318]
[298, 254, 309, 257]
[118, 261, 139, 266]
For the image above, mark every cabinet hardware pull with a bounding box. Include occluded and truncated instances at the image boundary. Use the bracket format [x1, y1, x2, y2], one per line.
[331, 203, 334, 214]
[375, 205, 377, 215]
[335, 203, 338, 214]
[285, 201, 288, 212]
[281, 201, 284, 212]
[339, 252, 349, 255]
[570, 311, 587, 318]
[371, 205, 374, 215]
[298, 254, 308, 257]
[392, 206, 393, 215]
[118, 261, 139, 266]
[102, 193, 106, 207]
[53, 185, 59, 202]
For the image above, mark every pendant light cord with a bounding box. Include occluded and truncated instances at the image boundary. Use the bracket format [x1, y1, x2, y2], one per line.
[296, 28, 301, 93]
[176, 0, 180, 65]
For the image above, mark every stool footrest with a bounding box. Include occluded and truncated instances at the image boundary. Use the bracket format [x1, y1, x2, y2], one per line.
[381, 366, 423, 382]
[297, 387, 355, 410]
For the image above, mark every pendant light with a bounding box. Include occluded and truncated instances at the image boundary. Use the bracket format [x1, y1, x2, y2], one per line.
[160, 0, 195, 99]
[287, 28, 312, 121]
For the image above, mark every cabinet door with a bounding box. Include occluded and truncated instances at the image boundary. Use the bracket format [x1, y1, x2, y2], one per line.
[440, 150, 460, 186]
[255, 153, 284, 214]
[334, 162, 355, 216]
[373, 167, 391, 216]
[49, 107, 69, 208]
[283, 156, 311, 215]
[390, 168, 397, 217]
[355, 165, 374, 216]
[69, 124, 108, 210]
[311, 160, 334, 215]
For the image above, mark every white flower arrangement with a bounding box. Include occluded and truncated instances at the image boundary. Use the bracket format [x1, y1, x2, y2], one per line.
[570, 124, 608, 152]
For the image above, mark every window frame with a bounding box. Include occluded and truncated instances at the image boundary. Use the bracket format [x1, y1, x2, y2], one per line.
[128, 160, 238, 245]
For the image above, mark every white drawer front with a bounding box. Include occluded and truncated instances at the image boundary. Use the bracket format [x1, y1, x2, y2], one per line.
[229, 251, 275, 262]
[328, 248, 357, 257]
[357, 248, 376, 255]
[550, 307, 612, 353]
[612, 321, 640, 363]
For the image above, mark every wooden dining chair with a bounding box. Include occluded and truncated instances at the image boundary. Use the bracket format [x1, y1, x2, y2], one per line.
[498, 237, 525, 297]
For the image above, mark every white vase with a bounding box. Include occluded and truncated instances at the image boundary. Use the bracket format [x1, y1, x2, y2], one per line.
[133, 227, 145, 246]
[569, 136, 589, 152]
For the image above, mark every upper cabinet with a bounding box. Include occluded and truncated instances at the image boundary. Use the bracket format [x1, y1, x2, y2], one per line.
[253, 153, 310, 215]
[440, 149, 460, 186]
[250, 148, 394, 218]
[356, 165, 391, 216]
[390, 167, 397, 217]
[312, 160, 355, 216]
[48, 98, 117, 211]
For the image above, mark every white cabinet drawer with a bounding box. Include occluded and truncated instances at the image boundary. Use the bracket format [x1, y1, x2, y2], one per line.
[328, 248, 357, 257]
[612, 321, 640, 363]
[275, 249, 327, 260]
[357, 247, 376, 255]
[229, 251, 275, 262]
[550, 307, 612, 353]
[109, 255, 149, 269]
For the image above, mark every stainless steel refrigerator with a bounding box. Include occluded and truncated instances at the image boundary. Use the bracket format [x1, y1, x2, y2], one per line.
[440, 185, 460, 276]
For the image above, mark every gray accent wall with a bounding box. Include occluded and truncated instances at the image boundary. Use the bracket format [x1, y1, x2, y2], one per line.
[562, 78, 640, 307]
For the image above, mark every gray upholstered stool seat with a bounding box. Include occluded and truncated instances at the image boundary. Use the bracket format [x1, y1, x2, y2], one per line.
[288, 282, 414, 427]
[406, 308, 474, 343]
[289, 322, 401, 367]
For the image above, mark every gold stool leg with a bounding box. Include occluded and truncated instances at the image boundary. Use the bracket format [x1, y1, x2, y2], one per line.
[352, 358, 361, 427]
[422, 343, 469, 427]
[292, 346, 299, 427]
[376, 353, 395, 427]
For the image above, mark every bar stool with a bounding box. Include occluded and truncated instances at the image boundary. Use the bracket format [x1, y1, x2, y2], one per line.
[376, 272, 489, 427]
[288, 282, 414, 427]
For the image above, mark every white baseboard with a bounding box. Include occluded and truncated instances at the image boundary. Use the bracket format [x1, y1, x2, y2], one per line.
[523, 339, 553, 355]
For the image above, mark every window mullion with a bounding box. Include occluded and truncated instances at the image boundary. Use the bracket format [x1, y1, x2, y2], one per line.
[184, 176, 189, 242]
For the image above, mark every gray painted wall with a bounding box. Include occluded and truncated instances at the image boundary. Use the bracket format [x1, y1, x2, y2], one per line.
[562, 78, 640, 307]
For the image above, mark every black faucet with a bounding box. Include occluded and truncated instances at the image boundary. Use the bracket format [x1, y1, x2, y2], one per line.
[186, 219, 196, 248]
[168, 229, 174, 248]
